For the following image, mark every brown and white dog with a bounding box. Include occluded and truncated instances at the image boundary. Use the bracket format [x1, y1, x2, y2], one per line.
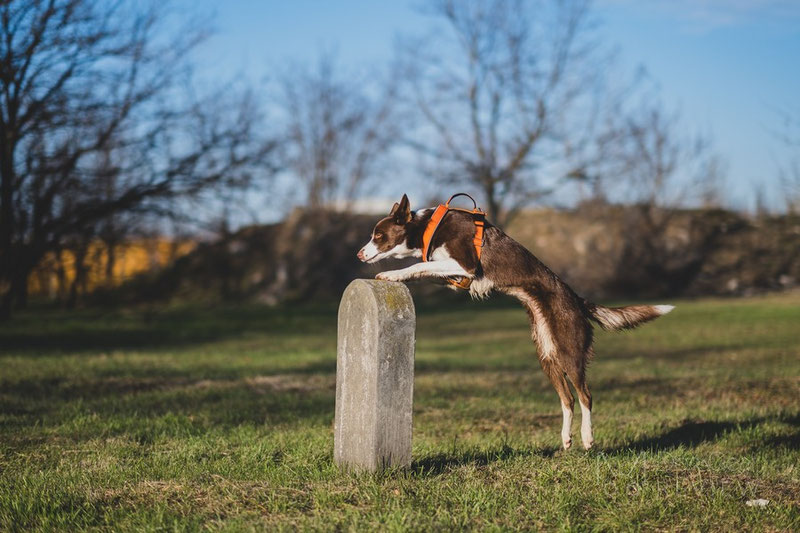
[357, 194, 674, 450]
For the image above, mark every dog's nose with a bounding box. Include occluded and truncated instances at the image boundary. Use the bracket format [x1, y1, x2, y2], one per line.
[357, 249, 365, 262]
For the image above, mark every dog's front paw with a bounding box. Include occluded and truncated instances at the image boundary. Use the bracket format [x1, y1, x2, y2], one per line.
[376, 271, 403, 282]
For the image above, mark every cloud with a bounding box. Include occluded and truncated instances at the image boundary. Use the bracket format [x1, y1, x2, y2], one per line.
[600, 0, 800, 32]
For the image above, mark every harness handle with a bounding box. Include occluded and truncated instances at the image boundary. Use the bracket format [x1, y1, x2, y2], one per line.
[445, 193, 478, 210]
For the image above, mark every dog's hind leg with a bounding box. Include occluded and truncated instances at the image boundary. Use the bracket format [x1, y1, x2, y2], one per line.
[541, 359, 574, 450]
[565, 362, 594, 450]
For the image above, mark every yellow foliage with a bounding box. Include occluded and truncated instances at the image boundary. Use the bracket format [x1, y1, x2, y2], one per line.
[28, 239, 196, 297]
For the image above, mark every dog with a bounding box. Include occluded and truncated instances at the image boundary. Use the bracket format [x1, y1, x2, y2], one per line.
[357, 193, 673, 450]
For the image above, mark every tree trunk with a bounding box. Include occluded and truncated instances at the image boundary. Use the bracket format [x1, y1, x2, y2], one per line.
[105, 240, 116, 285]
[66, 243, 89, 309]
[483, 182, 502, 227]
[13, 272, 28, 310]
[0, 139, 16, 320]
[55, 248, 68, 304]
[0, 290, 11, 321]
[0, 250, 33, 318]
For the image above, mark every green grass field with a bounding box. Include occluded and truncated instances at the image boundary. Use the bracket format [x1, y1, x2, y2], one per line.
[1, 292, 799, 531]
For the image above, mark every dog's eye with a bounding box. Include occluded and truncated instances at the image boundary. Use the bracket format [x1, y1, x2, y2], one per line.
[374, 232, 383, 240]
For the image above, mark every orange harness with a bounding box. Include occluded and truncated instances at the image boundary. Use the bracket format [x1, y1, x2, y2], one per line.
[421, 193, 486, 290]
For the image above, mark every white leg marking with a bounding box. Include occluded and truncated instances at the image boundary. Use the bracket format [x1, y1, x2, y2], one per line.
[375, 258, 472, 282]
[579, 400, 593, 450]
[504, 288, 557, 360]
[561, 402, 573, 450]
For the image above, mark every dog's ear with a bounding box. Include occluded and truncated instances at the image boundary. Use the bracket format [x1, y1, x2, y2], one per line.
[389, 202, 400, 215]
[393, 194, 411, 224]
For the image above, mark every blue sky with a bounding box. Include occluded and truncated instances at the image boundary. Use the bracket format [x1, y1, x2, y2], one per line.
[186, 0, 800, 213]
[598, 0, 800, 210]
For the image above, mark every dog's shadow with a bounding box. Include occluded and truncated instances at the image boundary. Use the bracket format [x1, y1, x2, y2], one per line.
[605, 414, 800, 455]
[409, 415, 800, 475]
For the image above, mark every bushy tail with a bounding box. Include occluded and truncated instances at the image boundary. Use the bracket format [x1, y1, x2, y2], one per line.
[585, 301, 674, 331]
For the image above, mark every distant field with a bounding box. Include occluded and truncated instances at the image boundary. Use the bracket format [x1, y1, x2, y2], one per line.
[1, 292, 799, 531]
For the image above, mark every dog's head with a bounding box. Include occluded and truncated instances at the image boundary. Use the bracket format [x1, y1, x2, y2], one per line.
[357, 194, 415, 263]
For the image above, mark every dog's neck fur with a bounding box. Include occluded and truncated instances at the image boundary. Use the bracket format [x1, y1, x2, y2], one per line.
[403, 209, 435, 252]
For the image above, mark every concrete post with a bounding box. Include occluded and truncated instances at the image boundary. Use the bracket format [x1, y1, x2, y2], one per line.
[334, 279, 415, 472]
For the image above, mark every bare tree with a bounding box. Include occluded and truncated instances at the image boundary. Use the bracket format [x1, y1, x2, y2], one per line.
[775, 107, 800, 213]
[561, 64, 727, 211]
[602, 104, 718, 207]
[587, 96, 726, 295]
[400, 0, 603, 225]
[278, 53, 400, 209]
[0, 0, 276, 318]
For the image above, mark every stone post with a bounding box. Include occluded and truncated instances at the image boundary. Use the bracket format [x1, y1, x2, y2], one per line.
[334, 279, 416, 472]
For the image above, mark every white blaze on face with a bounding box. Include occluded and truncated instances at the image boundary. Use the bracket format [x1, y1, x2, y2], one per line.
[359, 239, 417, 264]
[360, 239, 380, 262]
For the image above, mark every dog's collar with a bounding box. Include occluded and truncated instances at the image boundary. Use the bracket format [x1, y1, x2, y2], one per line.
[421, 193, 486, 290]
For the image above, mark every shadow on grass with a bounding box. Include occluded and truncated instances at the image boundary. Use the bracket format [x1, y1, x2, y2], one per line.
[413, 342, 763, 375]
[0, 304, 337, 355]
[597, 342, 765, 362]
[411, 444, 557, 477]
[0, 297, 515, 356]
[606, 414, 800, 454]
[1, 386, 337, 447]
[0, 328, 224, 353]
[414, 358, 532, 374]
[763, 432, 800, 450]
[0, 370, 338, 440]
[592, 376, 698, 398]
[0, 365, 334, 400]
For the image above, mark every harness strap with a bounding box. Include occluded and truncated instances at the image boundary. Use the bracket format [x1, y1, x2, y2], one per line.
[421, 193, 486, 290]
[421, 204, 449, 262]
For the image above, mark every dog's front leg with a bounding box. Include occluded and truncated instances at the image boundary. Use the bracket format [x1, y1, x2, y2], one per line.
[376, 259, 472, 282]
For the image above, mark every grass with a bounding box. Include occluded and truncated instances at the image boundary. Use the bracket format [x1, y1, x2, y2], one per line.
[1, 291, 799, 531]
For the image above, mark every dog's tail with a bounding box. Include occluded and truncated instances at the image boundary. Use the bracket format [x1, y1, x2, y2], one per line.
[584, 301, 674, 331]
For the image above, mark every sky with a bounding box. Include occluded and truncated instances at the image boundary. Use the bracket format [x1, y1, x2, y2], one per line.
[184, 0, 800, 214]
